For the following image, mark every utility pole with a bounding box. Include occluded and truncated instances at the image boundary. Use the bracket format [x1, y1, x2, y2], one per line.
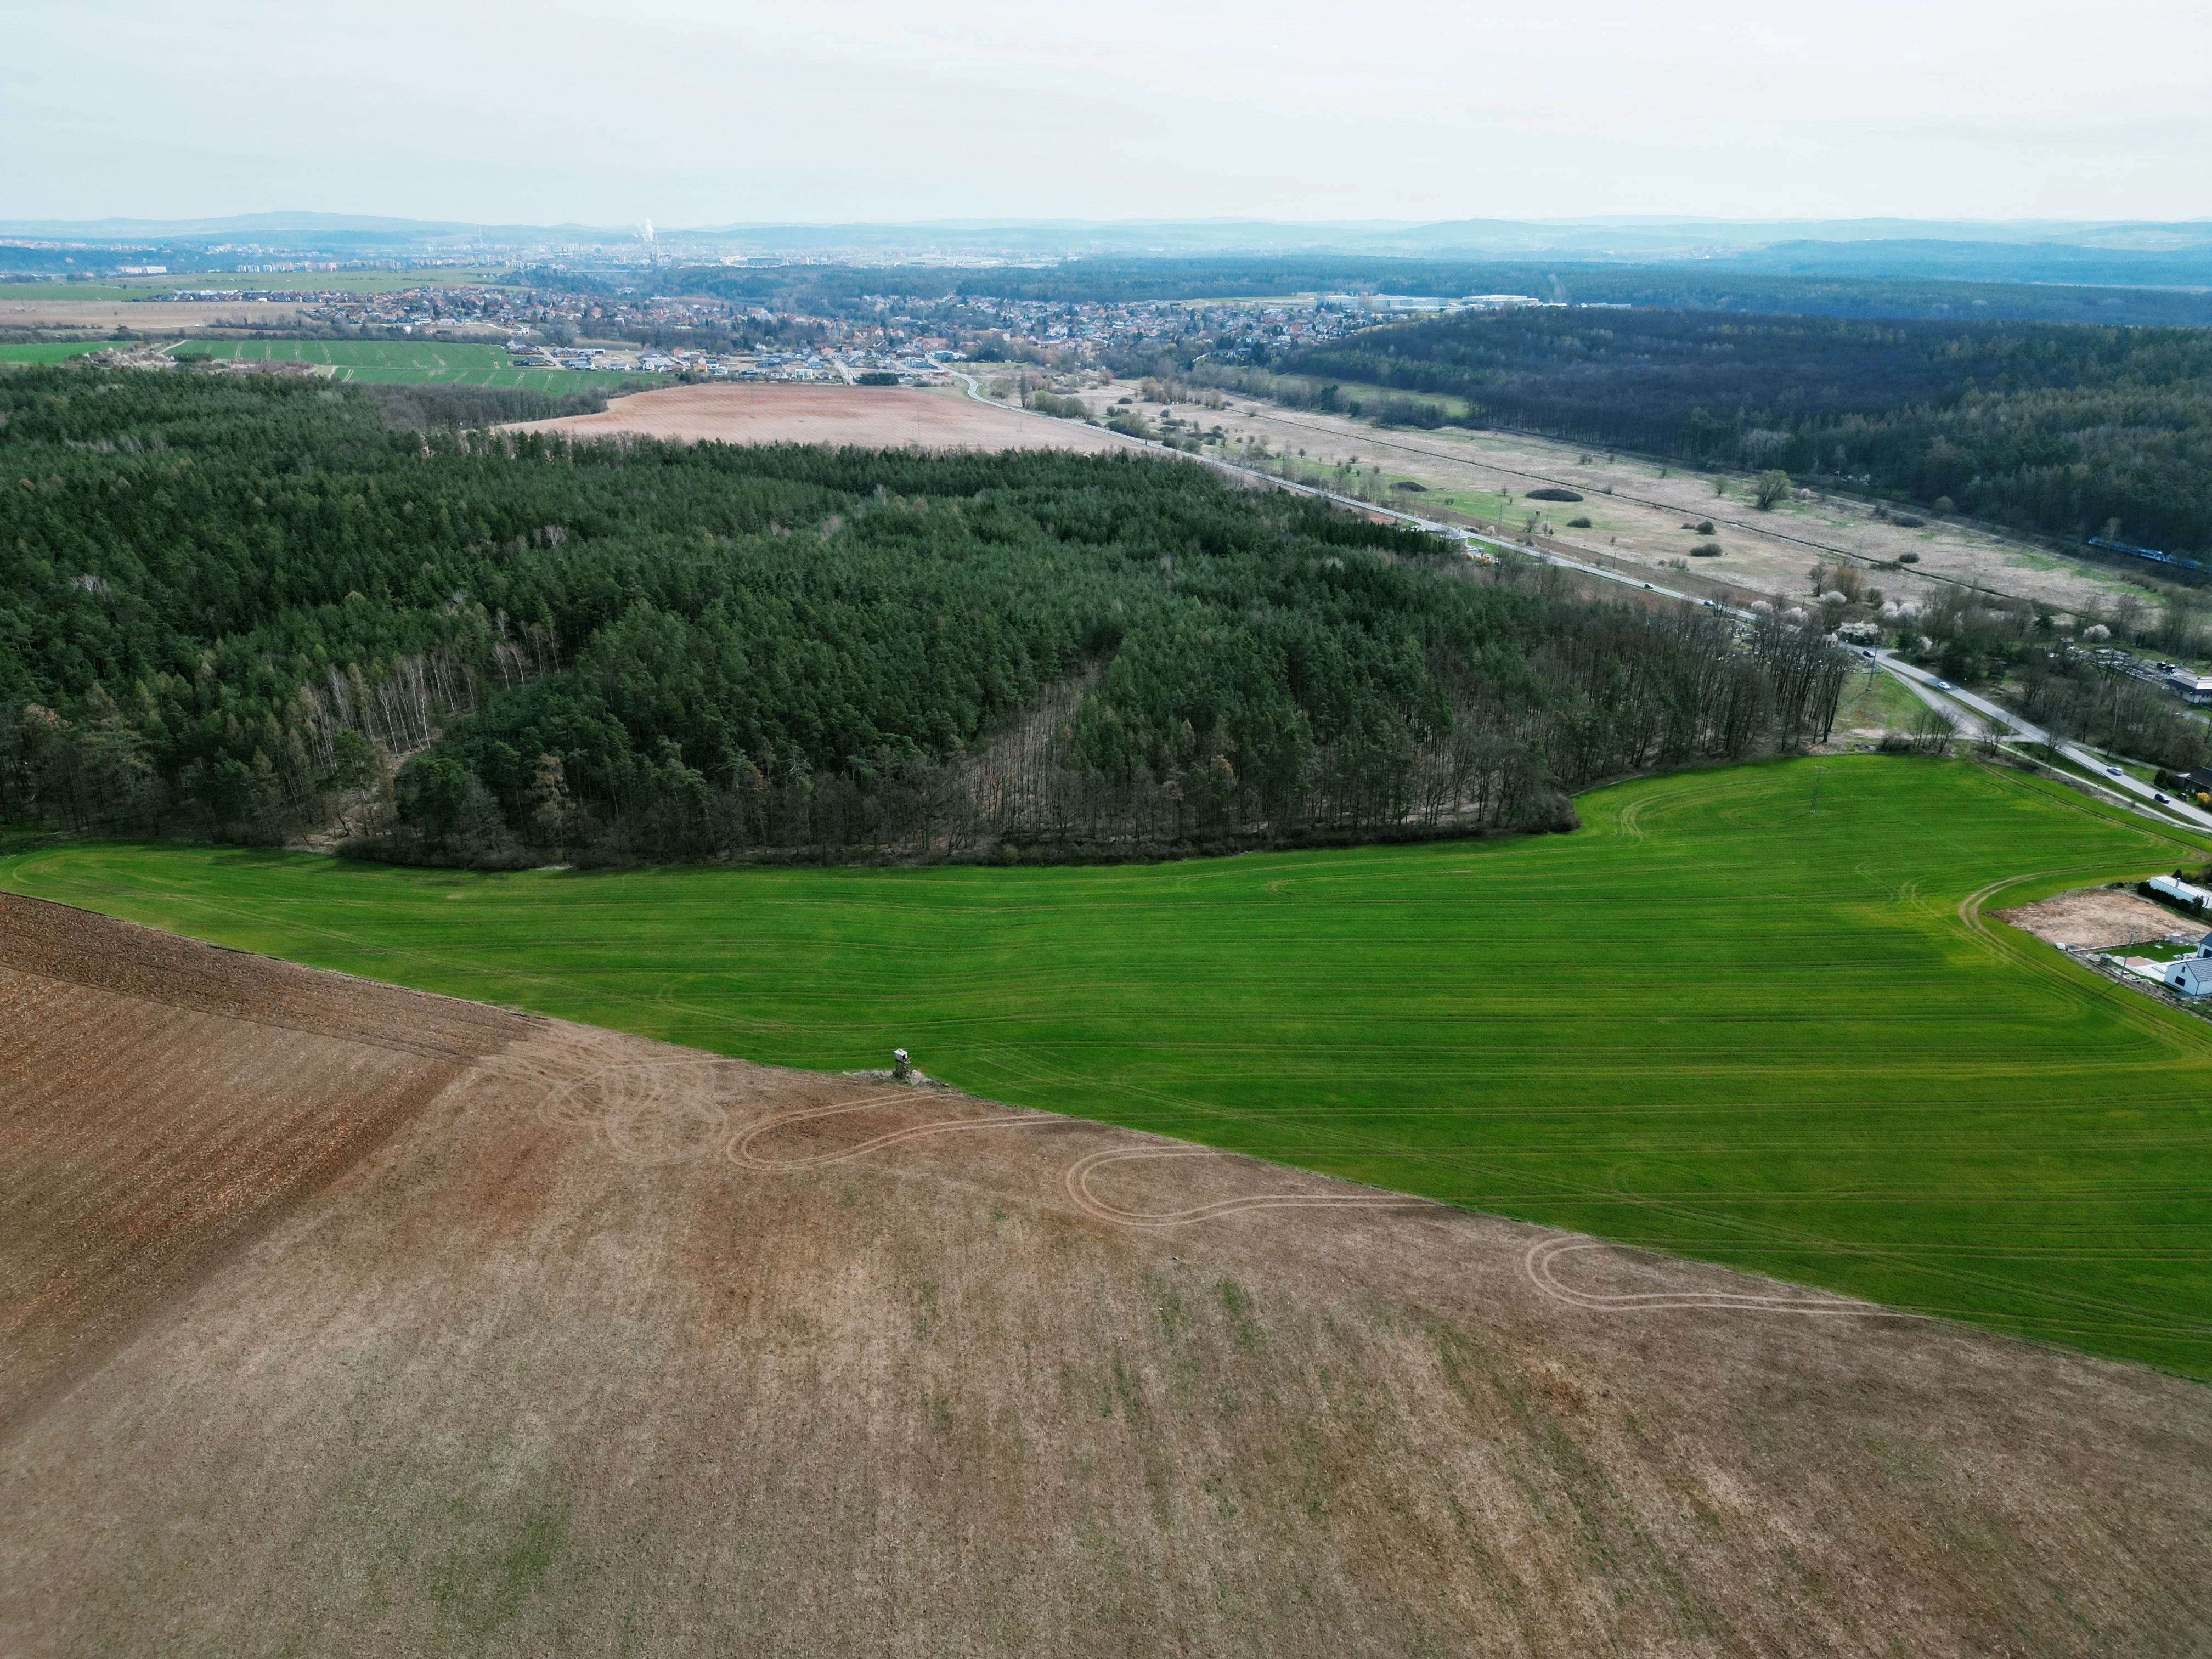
[1810, 765, 1826, 814]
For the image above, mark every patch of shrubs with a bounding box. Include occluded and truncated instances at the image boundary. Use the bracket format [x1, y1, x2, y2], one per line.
[1690, 541, 1724, 557]
[1372, 398, 1446, 429]
[1526, 487, 1583, 503]
[1566, 516, 1592, 528]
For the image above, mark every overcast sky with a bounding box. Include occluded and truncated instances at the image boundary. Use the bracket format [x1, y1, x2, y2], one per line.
[5, 0, 2208, 227]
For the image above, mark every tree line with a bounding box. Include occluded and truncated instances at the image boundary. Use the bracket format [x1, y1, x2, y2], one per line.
[1280, 309, 2212, 555]
[0, 366, 1852, 864]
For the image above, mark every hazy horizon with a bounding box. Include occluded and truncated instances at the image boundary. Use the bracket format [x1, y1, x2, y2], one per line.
[6, 1, 2208, 229]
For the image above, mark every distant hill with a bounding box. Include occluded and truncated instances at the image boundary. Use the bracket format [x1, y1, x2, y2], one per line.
[5, 212, 2212, 283]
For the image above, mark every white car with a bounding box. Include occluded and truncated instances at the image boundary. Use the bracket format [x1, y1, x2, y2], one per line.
[1935, 679, 1954, 691]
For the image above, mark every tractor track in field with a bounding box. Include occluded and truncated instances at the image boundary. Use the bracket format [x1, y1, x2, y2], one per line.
[729, 1092, 1075, 1172]
[1521, 1235, 1896, 1317]
[1062, 1146, 1427, 1228]
[499, 1034, 1955, 1320]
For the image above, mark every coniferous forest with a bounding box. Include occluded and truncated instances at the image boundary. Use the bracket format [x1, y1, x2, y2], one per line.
[1282, 311, 2212, 556]
[0, 368, 1850, 864]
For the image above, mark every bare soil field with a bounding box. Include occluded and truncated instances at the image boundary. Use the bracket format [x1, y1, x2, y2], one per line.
[1085, 379, 2152, 622]
[1996, 885, 2204, 951]
[0, 894, 527, 1431]
[510, 382, 1132, 453]
[0, 299, 309, 331]
[4, 898, 2209, 1656]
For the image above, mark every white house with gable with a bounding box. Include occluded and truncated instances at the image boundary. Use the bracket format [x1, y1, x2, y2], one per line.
[2169, 958, 2212, 996]
[2126, 931, 2212, 996]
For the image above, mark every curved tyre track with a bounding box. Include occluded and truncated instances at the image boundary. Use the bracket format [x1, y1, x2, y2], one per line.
[1063, 1147, 1427, 1228]
[1522, 1235, 1893, 1317]
[728, 1095, 1068, 1172]
[481, 1014, 1974, 1326]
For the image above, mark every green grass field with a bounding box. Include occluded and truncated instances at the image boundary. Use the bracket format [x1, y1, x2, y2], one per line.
[7, 755, 2210, 1375]
[178, 340, 663, 392]
[1831, 664, 1925, 731]
[0, 343, 122, 364]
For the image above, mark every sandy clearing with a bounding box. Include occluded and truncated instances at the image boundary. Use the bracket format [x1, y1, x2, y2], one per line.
[0, 300, 310, 331]
[4, 898, 2209, 1655]
[1995, 885, 2204, 951]
[508, 381, 1135, 452]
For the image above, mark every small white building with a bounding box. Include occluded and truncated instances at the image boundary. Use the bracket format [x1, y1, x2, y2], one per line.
[2148, 874, 2212, 911]
[2165, 958, 2212, 996]
[2168, 669, 2212, 705]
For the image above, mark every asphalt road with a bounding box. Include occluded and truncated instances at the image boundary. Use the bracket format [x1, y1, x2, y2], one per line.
[1877, 653, 2212, 832]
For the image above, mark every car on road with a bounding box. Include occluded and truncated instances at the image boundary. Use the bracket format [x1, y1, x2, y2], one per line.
[2155, 792, 2172, 804]
[1935, 679, 1955, 691]
[2107, 766, 2123, 776]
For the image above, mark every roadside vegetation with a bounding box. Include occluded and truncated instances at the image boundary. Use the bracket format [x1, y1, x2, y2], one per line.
[1848, 569, 2212, 768]
[8, 755, 2208, 1378]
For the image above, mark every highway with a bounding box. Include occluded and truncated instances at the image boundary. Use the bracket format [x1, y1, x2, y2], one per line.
[1876, 653, 2212, 832]
[950, 373, 2212, 837]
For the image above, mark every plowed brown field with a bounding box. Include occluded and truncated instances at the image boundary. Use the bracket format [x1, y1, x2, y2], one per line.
[0, 299, 311, 331]
[3, 896, 2208, 1656]
[507, 382, 1132, 451]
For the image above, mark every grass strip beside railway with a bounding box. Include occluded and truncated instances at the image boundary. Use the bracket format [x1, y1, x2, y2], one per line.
[6, 754, 2210, 1376]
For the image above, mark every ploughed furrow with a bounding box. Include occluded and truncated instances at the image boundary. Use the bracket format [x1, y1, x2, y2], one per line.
[0, 892, 527, 1059]
[0, 899, 531, 1432]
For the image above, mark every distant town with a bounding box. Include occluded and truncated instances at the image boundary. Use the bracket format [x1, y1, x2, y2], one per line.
[88, 275, 1560, 384]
